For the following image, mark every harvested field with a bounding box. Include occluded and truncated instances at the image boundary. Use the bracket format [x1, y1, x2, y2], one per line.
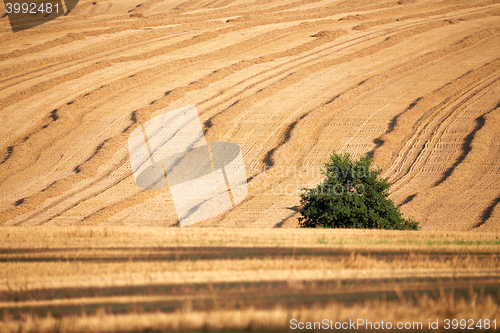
[2, 0, 500, 331]
[1, 0, 500, 229]
[1, 227, 500, 332]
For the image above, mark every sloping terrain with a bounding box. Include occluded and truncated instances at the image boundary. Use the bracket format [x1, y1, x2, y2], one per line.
[1, 0, 500, 229]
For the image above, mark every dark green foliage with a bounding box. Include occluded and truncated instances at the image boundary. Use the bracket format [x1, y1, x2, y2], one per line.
[299, 152, 419, 230]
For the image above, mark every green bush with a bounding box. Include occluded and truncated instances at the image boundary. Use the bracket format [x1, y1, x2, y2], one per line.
[298, 152, 419, 230]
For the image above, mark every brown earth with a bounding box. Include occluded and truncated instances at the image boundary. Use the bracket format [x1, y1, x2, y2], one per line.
[1, 0, 500, 229]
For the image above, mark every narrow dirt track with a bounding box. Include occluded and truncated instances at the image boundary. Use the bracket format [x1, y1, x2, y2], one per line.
[1, 0, 500, 229]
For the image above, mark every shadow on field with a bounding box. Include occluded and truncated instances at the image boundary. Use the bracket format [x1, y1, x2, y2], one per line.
[1, 276, 499, 320]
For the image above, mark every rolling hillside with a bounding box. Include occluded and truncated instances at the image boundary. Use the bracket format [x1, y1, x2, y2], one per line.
[1, 0, 500, 230]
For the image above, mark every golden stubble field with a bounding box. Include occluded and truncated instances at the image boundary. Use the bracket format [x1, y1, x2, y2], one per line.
[0, 227, 499, 332]
[1, 0, 500, 229]
[1, 0, 500, 331]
